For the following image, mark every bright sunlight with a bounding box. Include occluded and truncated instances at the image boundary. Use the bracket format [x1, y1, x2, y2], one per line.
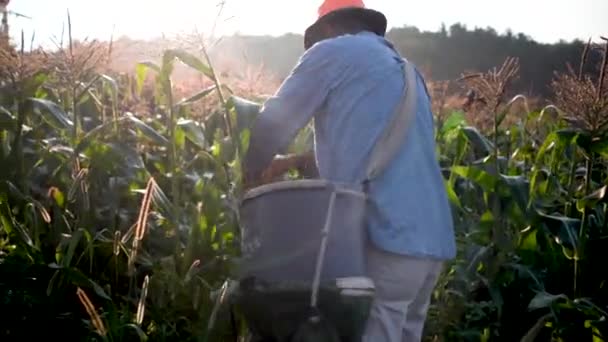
[8, 0, 608, 47]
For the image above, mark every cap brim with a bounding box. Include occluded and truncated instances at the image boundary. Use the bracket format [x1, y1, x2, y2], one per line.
[304, 8, 387, 50]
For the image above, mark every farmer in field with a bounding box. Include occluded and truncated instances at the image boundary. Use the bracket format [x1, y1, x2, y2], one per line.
[243, 0, 456, 341]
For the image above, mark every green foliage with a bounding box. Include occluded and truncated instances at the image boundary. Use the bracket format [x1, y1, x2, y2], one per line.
[424, 109, 608, 342]
[0, 44, 247, 340]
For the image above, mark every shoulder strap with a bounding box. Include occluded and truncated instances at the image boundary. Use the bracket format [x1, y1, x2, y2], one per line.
[363, 59, 419, 182]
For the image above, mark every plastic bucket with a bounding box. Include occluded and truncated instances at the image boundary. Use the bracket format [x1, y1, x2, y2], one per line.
[237, 179, 368, 283]
[232, 276, 375, 341]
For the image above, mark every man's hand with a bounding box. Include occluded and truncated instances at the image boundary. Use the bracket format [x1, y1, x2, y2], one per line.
[260, 155, 299, 181]
[243, 152, 317, 190]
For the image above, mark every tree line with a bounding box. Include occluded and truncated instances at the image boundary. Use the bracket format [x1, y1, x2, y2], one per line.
[214, 23, 604, 98]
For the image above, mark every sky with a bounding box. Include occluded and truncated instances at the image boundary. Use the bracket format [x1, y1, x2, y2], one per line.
[5, 0, 608, 47]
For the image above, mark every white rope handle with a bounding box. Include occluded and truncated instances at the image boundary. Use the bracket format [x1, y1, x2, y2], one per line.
[310, 190, 337, 309]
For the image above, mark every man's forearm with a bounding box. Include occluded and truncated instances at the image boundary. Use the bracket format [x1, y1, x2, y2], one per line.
[242, 39, 341, 184]
[243, 117, 292, 181]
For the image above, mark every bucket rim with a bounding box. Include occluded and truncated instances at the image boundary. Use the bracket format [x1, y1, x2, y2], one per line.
[335, 276, 375, 290]
[235, 276, 375, 290]
[242, 179, 366, 201]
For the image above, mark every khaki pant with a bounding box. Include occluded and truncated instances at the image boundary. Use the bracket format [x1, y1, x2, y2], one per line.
[362, 245, 443, 342]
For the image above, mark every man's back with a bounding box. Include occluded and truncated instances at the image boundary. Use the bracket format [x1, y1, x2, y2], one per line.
[244, 30, 455, 261]
[310, 32, 457, 260]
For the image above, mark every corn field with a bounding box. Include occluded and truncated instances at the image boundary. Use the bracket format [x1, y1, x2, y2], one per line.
[1, 25, 607, 342]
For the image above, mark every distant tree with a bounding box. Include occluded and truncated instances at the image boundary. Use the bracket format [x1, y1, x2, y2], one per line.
[208, 23, 601, 98]
[439, 23, 447, 38]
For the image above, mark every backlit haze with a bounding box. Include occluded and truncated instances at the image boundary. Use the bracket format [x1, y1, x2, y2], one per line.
[7, 0, 608, 47]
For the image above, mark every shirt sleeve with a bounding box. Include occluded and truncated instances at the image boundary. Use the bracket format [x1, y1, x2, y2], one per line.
[244, 40, 346, 179]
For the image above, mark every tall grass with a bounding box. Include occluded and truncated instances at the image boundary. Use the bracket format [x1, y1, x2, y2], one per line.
[0, 23, 607, 342]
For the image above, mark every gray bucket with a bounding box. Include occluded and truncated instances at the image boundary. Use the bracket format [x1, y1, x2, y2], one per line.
[231, 276, 375, 341]
[237, 179, 369, 283]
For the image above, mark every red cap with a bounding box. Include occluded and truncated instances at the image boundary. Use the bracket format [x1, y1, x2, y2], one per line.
[305, 0, 386, 50]
[318, 0, 366, 18]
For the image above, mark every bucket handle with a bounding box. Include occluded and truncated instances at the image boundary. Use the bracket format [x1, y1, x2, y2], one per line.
[309, 188, 337, 311]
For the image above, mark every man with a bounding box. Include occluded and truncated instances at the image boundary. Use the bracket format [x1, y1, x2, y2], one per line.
[242, 1, 457, 341]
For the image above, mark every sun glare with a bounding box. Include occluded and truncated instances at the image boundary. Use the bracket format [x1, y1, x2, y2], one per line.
[6, 0, 608, 46]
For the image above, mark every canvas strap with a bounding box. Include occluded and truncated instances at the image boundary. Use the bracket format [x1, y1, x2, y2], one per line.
[308, 60, 419, 313]
[363, 59, 418, 184]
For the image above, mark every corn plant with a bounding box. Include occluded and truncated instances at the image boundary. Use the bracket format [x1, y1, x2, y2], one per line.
[425, 47, 608, 342]
[1, 20, 607, 342]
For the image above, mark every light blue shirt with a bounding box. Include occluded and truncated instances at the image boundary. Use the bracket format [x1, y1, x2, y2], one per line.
[244, 31, 456, 261]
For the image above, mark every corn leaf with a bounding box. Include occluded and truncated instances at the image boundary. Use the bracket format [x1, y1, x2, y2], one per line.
[576, 185, 608, 212]
[74, 116, 128, 154]
[100, 74, 119, 106]
[166, 49, 214, 79]
[158, 53, 175, 101]
[29, 98, 74, 129]
[499, 175, 530, 213]
[444, 180, 462, 208]
[0, 106, 16, 131]
[536, 210, 580, 252]
[175, 85, 217, 107]
[125, 113, 169, 146]
[441, 111, 466, 133]
[177, 119, 207, 149]
[528, 130, 575, 203]
[147, 182, 175, 223]
[229, 95, 261, 133]
[0, 200, 34, 248]
[63, 267, 111, 301]
[109, 142, 145, 169]
[461, 126, 493, 158]
[123, 323, 148, 341]
[23, 72, 49, 97]
[528, 291, 568, 310]
[451, 165, 498, 192]
[62, 228, 84, 268]
[590, 135, 608, 159]
[100, 74, 118, 94]
[136, 62, 160, 95]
